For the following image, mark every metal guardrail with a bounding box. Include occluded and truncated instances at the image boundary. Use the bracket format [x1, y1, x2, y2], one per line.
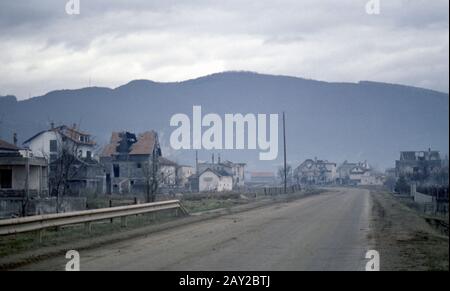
[0, 200, 189, 236]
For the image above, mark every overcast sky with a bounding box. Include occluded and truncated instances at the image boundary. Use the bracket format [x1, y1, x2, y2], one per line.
[0, 0, 448, 99]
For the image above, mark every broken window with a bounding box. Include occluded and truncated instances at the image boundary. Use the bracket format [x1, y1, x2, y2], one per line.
[0, 169, 13, 189]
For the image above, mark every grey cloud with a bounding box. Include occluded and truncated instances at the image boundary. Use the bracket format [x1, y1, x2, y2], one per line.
[0, 0, 448, 98]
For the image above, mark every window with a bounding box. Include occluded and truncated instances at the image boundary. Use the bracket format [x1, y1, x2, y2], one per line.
[86, 151, 92, 159]
[113, 164, 120, 178]
[137, 163, 142, 169]
[49, 140, 58, 152]
[0, 169, 13, 189]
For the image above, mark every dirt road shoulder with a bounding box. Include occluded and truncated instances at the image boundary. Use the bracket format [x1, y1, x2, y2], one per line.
[370, 190, 449, 271]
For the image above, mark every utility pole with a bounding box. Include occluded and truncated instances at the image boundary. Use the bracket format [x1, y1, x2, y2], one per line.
[283, 112, 287, 194]
[195, 150, 199, 175]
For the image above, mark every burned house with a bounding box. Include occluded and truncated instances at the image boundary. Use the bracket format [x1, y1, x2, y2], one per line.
[294, 158, 337, 185]
[100, 131, 162, 194]
[23, 124, 105, 197]
[395, 149, 442, 182]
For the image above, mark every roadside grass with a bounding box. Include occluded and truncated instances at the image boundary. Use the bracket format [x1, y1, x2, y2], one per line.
[370, 190, 449, 271]
[182, 198, 246, 213]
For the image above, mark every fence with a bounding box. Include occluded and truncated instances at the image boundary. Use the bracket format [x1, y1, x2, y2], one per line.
[410, 185, 449, 215]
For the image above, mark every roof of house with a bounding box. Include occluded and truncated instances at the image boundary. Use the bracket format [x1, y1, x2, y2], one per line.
[159, 157, 178, 167]
[0, 139, 20, 151]
[400, 150, 441, 161]
[200, 168, 232, 178]
[101, 131, 159, 157]
[23, 125, 95, 146]
[130, 131, 158, 155]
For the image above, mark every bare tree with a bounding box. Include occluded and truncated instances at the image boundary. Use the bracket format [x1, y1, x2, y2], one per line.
[277, 164, 293, 186]
[49, 137, 83, 212]
[142, 150, 160, 203]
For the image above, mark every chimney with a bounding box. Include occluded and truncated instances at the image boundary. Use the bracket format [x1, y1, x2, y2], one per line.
[50, 122, 55, 130]
[13, 132, 17, 146]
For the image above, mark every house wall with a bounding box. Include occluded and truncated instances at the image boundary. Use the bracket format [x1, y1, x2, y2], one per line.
[199, 171, 220, 192]
[177, 166, 194, 187]
[27, 131, 94, 159]
[0, 165, 46, 192]
[218, 176, 233, 192]
[199, 171, 233, 192]
[27, 131, 59, 158]
[160, 165, 177, 187]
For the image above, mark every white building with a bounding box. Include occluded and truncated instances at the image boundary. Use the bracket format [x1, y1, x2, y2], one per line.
[199, 168, 233, 192]
[0, 139, 48, 197]
[177, 165, 194, 188]
[23, 124, 96, 162]
[159, 157, 178, 187]
[348, 163, 384, 186]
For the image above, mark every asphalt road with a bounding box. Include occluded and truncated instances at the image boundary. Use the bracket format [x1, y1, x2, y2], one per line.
[19, 188, 372, 271]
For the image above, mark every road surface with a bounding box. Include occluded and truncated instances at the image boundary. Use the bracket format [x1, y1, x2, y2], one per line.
[19, 188, 372, 271]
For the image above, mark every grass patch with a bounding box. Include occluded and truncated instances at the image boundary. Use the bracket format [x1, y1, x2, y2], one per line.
[182, 198, 243, 213]
[0, 209, 178, 259]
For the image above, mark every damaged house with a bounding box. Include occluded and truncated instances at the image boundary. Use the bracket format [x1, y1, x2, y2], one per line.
[0, 139, 49, 217]
[100, 131, 163, 195]
[23, 124, 105, 197]
[395, 149, 442, 182]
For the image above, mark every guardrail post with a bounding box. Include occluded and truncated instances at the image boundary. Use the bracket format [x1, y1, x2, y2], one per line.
[121, 216, 127, 228]
[109, 200, 113, 223]
[37, 229, 44, 244]
[85, 222, 92, 233]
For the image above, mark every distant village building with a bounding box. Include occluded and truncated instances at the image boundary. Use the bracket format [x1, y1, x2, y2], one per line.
[0, 139, 48, 198]
[177, 165, 194, 189]
[198, 168, 233, 192]
[294, 158, 337, 185]
[22, 124, 105, 196]
[395, 149, 442, 181]
[100, 131, 162, 194]
[196, 155, 246, 189]
[159, 157, 178, 188]
[337, 160, 383, 186]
